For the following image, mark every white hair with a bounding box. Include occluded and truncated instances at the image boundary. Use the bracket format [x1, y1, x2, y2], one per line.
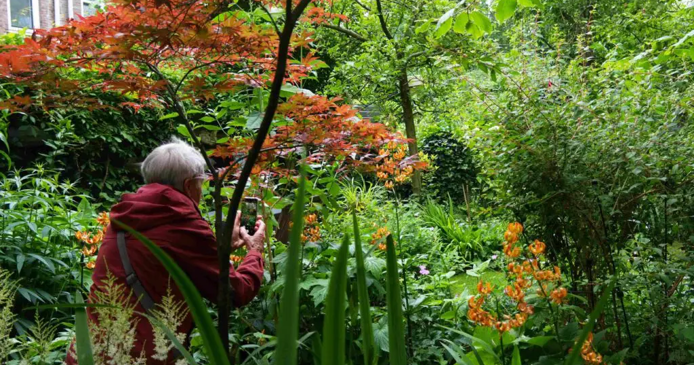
[141, 137, 206, 191]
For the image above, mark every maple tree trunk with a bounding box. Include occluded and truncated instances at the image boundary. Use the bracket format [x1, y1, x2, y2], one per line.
[217, 0, 312, 356]
[398, 67, 422, 194]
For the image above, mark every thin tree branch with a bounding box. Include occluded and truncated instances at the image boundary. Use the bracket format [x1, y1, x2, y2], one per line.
[354, 0, 371, 11]
[217, 0, 313, 353]
[261, 5, 282, 36]
[375, 0, 393, 40]
[320, 23, 368, 42]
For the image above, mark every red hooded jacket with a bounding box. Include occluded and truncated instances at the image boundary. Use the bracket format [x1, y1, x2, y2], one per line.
[66, 183, 264, 364]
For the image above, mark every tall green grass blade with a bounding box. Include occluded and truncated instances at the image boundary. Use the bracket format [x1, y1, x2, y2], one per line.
[384, 235, 407, 365]
[113, 220, 229, 365]
[321, 234, 350, 365]
[352, 211, 376, 365]
[564, 280, 616, 365]
[74, 291, 94, 365]
[273, 165, 307, 365]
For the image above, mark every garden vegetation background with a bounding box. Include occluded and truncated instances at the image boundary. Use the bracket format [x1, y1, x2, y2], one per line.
[0, 0, 693, 364]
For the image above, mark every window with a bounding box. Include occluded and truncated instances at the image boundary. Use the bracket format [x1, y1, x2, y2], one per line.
[8, 0, 38, 29]
[82, 0, 106, 16]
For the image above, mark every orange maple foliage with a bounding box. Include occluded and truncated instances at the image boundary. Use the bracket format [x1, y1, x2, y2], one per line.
[0, 0, 423, 181]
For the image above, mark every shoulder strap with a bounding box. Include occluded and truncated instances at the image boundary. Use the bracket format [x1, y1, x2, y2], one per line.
[117, 231, 156, 313]
[117, 231, 188, 359]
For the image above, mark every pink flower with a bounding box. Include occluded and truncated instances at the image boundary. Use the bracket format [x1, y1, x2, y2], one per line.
[419, 265, 430, 275]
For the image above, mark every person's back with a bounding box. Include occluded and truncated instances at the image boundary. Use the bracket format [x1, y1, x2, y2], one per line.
[66, 138, 266, 364]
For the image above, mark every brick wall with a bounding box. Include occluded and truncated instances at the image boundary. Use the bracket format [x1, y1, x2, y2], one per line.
[0, 0, 81, 34]
[0, 1, 8, 33]
[39, 0, 54, 28]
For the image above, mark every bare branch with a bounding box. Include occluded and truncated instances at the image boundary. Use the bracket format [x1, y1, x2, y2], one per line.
[320, 23, 368, 42]
[261, 5, 282, 36]
[375, 0, 393, 40]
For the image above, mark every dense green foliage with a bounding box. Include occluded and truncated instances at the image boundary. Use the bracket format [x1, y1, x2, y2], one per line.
[1, 0, 694, 364]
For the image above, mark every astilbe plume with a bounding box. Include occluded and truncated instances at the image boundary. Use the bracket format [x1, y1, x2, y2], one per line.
[151, 286, 190, 362]
[72, 274, 147, 365]
[0, 269, 17, 362]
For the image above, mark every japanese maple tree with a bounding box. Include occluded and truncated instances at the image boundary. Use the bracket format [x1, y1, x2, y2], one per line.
[0, 0, 423, 350]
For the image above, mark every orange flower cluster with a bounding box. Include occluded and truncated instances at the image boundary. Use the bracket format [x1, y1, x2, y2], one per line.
[370, 226, 391, 251]
[230, 255, 243, 263]
[467, 222, 568, 332]
[301, 214, 321, 243]
[467, 280, 532, 332]
[376, 142, 416, 190]
[76, 212, 110, 268]
[580, 333, 604, 365]
[502, 222, 523, 258]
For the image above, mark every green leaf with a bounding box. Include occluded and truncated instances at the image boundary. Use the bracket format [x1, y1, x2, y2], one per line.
[74, 291, 94, 365]
[435, 9, 455, 38]
[16, 253, 25, 273]
[470, 11, 492, 33]
[353, 212, 375, 365]
[29, 254, 55, 274]
[415, 19, 432, 34]
[177, 125, 192, 138]
[246, 112, 263, 130]
[321, 235, 350, 365]
[496, 0, 517, 23]
[518, 0, 536, 7]
[511, 345, 521, 365]
[453, 13, 469, 34]
[441, 340, 475, 365]
[525, 336, 554, 347]
[438, 325, 500, 362]
[113, 221, 230, 365]
[160, 112, 179, 121]
[273, 165, 307, 365]
[385, 235, 407, 365]
[564, 280, 616, 365]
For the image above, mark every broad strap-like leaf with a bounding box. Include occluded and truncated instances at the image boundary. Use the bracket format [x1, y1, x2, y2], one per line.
[352, 212, 376, 365]
[385, 235, 407, 365]
[74, 291, 94, 365]
[564, 280, 616, 365]
[321, 234, 350, 365]
[273, 165, 307, 365]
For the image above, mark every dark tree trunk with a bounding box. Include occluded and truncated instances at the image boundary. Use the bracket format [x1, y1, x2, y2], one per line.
[397, 67, 421, 194]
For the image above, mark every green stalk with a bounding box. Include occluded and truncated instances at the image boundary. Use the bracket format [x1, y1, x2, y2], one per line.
[74, 291, 94, 365]
[321, 234, 350, 365]
[352, 211, 375, 365]
[385, 235, 407, 365]
[273, 165, 307, 365]
[564, 280, 616, 365]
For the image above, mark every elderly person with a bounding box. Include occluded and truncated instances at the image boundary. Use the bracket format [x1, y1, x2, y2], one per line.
[67, 138, 265, 364]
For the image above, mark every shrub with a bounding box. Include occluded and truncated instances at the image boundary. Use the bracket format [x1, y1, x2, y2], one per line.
[420, 131, 477, 204]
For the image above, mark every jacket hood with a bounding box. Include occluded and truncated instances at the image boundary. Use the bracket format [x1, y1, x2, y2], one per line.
[109, 183, 202, 233]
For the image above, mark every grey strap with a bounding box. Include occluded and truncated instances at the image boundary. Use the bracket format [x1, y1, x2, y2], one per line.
[117, 231, 156, 313]
[117, 231, 187, 359]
